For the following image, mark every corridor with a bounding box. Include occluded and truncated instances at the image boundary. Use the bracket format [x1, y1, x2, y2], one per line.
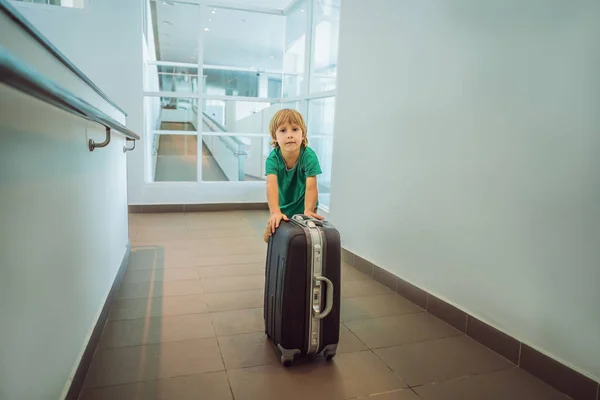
[79, 211, 570, 400]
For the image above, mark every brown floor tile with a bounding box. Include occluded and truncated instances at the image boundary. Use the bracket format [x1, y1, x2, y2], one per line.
[127, 248, 196, 270]
[342, 280, 395, 298]
[414, 368, 571, 400]
[80, 371, 233, 400]
[344, 313, 461, 349]
[133, 213, 188, 226]
[128, 247, 164, 270]
[130, 246, 265, 265]
[192, 236, 264, 248]
[131, 218, 186, 229]
[132, 228, 191, 244]
[122, 268, 199, 284]
[227, 350, 406, 400]
[211, 308, 264, 336]
[117, 280, 203, 299]
[99, 314, 215, 349]
[188, 243, 266, 258]
[187, 227, 257, 239]
[193, 253, 266, 267]
[374, 335, 513, 386]
[132, 240, 199, 252]
[185, 219, 250, 230]
[338, 324, 368, 354]
[205, 289, 264, 312]
[197, 263, 265, 278]
[342, 263, 373, 282]
[354, 389, 422, 400]
[217, 332, 279, 370]
[84, 338, 224, 388]
[133, 217, 187, 229]
[201, 275, 265, 293]
[341, 294, 423, 322]
[108, 295, 208, 321]
[185, 211, 245, 223]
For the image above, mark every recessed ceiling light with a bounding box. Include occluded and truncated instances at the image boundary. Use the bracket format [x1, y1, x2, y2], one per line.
[300, 9, 304, 12]
[212, 10, 216, 14]
[204, 27, 210, 31]
[208, 18, 212, 22]
[269, 56, 275, 59]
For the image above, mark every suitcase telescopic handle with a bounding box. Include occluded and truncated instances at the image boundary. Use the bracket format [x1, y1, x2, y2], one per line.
[314, 276, 334, 319]
[292, 214, 324, 227]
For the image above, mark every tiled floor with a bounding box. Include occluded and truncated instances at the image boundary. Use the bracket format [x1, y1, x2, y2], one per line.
[80, 211, 571, 400]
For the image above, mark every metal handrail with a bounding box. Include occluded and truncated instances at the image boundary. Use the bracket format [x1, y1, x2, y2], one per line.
[0, 47, 140, 151]
[201, 109, 227, 133]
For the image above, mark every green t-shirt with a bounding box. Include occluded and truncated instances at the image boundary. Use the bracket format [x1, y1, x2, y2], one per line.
[265, 146, 322, 217]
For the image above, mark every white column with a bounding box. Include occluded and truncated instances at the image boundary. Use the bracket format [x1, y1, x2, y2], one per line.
[258, 73, 269, 98]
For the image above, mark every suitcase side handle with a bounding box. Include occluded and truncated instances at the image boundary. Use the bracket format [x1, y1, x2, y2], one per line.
[314, 276, 334, 319]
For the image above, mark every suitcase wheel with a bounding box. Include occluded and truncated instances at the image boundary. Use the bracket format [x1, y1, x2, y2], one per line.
[281, 355, 294, 367]
[324, 350, 336, 362]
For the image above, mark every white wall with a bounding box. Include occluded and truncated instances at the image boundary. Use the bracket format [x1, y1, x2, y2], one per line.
[0, 7, 131, 398]
[12, 0, 149, 203]
[330, 0, 600, 381]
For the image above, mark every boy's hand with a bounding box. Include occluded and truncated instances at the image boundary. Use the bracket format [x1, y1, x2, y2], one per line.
[269, 212, 289, 234]
[304, 209, 324, 220]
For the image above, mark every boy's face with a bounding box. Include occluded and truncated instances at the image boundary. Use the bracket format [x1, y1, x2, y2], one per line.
[275, 122, 304, 153]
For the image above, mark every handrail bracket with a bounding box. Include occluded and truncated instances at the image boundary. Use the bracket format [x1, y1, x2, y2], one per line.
[89, 127, 111, 151]
[123, 137, 136, 153]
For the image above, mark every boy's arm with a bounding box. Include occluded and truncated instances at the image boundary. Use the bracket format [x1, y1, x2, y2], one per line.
[303, 148, 324, 219]
[266, 174, 281, 215]
[267, 174, 288, 233]
[304, 176, 324, 220]
[304, 176, 318, 212]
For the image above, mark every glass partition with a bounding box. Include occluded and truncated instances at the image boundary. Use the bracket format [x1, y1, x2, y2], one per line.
[200, 134, 270, 182]
[142, 0, 341, 206]
[310, 0, 340, 93]
[283, 0, 307, 98]
[145, 96, 199, 132]
[152, 134, 198, 182]
[307, 96, 335, 209]
[201, 7, 284, 98]
[145, 65, 199, 93]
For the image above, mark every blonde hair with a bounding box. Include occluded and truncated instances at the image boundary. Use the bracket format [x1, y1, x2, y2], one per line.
[269, 108, 308, 148]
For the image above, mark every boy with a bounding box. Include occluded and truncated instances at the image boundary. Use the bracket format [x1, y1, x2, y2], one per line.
[264, 109, 324, 242]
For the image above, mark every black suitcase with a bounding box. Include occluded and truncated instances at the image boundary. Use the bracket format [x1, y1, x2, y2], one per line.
[264, 214, 341, 367]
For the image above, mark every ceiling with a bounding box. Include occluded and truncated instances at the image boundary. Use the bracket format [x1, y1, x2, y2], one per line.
[197, 0, 296, 9]
[151, 0, 287, 70]
[150, 0, 340, 71]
